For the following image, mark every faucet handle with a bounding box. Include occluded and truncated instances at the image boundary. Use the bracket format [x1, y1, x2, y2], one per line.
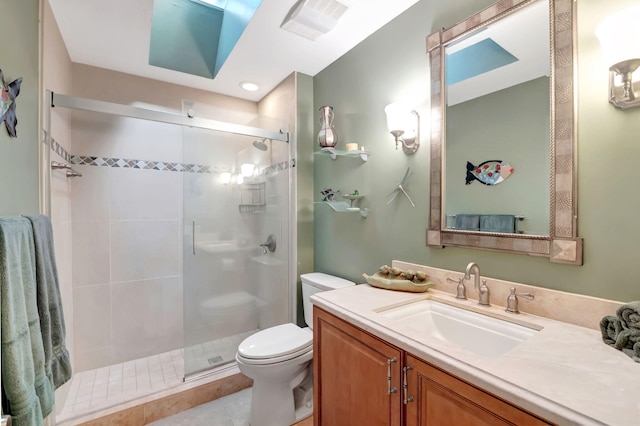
[505, 287, 534, 314]
[446, 277, 467, 300]
[447, 277, 467, 300]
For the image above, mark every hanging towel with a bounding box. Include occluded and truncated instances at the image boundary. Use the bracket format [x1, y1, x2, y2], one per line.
[0, 217, 54, 426]
[24, 215, 72, 390]
[454, 214, 480, 231]
[480, 214, 515, 233]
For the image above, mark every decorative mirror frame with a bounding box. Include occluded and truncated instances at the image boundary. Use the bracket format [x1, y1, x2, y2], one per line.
[426, 0, 582, 265]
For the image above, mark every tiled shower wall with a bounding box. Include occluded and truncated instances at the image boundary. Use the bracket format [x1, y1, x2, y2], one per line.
[70, 113, 186, 371]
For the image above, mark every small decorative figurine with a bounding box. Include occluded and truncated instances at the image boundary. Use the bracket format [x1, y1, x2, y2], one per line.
[363, 265, 433, 293]
[320, 187, 340, 202]
[0, 68, 22, 138]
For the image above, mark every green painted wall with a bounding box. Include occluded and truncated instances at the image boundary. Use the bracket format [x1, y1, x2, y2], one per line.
[295, 72, 315, 325]
[0, 0, 40, 215]
[313, 0, 640, 302]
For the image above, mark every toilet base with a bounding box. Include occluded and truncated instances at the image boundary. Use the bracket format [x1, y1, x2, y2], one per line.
[244, 357, 313, 426]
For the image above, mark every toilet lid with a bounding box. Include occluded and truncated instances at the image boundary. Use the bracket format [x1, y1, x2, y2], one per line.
[238, 323, 312, 360]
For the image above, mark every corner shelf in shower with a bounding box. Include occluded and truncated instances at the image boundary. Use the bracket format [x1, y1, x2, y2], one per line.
[239, 182, 266, 213]
[315, 201, 369, 218]
[314, 148, 369, 162]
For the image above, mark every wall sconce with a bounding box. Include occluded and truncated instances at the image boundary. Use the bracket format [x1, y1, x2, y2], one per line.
[595, 6, 640, 110]
[219, 172, 232, 184]
[241, 163, 255, 177]
[384, 103, 420, 154]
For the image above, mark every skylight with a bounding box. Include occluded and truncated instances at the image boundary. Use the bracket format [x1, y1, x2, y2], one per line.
[150, 0, 262, 79]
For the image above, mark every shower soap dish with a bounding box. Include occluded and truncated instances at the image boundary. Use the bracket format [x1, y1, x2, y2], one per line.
[362, 265, 433, 293]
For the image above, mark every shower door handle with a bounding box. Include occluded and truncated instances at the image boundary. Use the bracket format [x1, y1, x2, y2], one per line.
[192, 221, 196, 255]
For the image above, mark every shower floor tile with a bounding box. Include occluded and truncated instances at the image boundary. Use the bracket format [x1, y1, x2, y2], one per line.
[58, 330, 258, 424]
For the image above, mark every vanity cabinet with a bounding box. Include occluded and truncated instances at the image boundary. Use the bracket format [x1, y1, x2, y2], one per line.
[313, 305, 402, 425]
[314, 307, 551, 426]
[405, 355, 550, 426]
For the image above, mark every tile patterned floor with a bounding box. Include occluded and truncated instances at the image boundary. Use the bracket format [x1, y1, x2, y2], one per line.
[148, 388, 314, 426]
[59, 330, 257, 423]
[148, 387, 252, 426]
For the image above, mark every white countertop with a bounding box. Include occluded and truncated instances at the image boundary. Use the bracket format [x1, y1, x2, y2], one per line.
[311, 284, 640, 426]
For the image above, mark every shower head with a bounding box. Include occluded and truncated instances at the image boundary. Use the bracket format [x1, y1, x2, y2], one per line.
[252, 138, 269, 151]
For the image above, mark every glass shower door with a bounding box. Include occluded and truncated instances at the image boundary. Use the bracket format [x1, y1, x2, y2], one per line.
[180, 100, 291, 378]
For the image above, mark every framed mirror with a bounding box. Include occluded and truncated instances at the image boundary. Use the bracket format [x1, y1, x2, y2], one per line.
[426, 0, 582, 265]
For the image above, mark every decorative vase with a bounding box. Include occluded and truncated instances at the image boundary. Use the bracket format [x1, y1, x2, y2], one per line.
[317, 106, 338, 149]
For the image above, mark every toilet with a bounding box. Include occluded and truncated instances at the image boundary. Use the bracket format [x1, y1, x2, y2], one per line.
[235, 272, 355, 426]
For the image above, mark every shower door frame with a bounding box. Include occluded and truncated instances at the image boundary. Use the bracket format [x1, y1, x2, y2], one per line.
[44, 90, 296, 377]
[48, 92, 287, 141]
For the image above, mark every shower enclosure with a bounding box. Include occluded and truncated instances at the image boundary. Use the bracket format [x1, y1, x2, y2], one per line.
[44, 93, 293, 418]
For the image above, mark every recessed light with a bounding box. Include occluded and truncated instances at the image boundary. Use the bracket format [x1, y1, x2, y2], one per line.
[240, 81, 261, 92]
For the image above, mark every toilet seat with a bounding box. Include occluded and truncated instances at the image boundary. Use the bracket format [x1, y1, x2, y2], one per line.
[237, 324, 312, 365]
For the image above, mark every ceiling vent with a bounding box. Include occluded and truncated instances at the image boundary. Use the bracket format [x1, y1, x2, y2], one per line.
[281, 0, 353, 41]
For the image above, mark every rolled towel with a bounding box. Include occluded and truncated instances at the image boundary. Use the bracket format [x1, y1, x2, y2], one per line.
[616, 301, 640, 330]
[600, 315, 624, 347]
[614, 328, 640, 351]
[622, 341, 640, 363]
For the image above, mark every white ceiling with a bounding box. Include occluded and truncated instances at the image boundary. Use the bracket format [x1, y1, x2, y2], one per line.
[48, 0, 420, 102]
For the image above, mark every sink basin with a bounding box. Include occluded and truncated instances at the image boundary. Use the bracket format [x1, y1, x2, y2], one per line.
[378, 299, 538, 357]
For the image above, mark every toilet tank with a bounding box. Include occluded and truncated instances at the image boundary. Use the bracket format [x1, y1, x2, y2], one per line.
[301, 273, 355, 329]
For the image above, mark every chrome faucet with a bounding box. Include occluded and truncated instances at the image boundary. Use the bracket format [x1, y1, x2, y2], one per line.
[464, 262, 490, 306]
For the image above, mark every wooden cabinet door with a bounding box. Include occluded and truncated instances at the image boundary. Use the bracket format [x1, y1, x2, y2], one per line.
[405, 355, 551, 426]
[314, 307, 402, 426]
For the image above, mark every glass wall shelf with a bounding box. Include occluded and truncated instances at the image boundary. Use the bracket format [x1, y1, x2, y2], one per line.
[315, 201, 369, 218]
[314, 148, 369, 161]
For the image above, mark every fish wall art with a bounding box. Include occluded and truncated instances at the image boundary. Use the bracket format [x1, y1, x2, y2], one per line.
[0, 68, 22, 138]
[466, 160, 514, 185]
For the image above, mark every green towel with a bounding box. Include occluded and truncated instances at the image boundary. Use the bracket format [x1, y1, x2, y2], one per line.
[0, 217, 54, 426]
[600, 315, 623, 347]
[24, 215, 72, 390]
[600, 301, 640, 363]
[617, 301, 640, 330]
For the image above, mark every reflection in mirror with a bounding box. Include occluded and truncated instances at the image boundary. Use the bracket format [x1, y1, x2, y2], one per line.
[427, 0, 583, 264]
[445, 1, 550, 236]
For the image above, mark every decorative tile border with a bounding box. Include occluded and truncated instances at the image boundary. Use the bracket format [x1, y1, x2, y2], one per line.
[69, 154, 295, 176]
[45, 131, 295, 176]
[65, 155, 296, 176]
[70, 155, 213, 173]
[51, 137, 72, 163]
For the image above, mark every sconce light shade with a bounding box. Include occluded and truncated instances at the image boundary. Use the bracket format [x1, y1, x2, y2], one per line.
[596, 6, 640, 110]
[240, 163, 255, 177]
[384, 103, 420, 154]
[219, 172, 232, 184]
